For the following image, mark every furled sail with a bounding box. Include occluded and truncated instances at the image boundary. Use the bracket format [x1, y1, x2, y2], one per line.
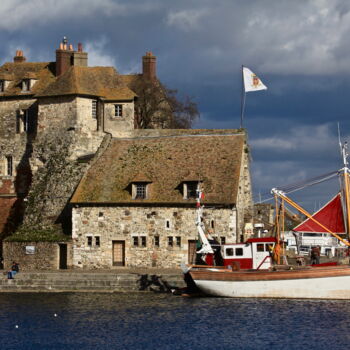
[293, 193, 346, 234]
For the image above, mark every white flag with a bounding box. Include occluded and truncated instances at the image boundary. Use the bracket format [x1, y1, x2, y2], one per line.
[243, 67, 267, 92]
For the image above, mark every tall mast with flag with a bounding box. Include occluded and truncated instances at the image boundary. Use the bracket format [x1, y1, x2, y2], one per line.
[240, 66, 267, 128]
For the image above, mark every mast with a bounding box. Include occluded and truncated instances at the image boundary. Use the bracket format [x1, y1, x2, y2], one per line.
[240, 65, 246, 129]
[340, 141, 350, 241]
[195, 183, 214, 255]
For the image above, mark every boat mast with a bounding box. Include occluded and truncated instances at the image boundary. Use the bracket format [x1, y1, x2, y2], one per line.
[195, 182, 214, 255]
[340, 141, 350, 241]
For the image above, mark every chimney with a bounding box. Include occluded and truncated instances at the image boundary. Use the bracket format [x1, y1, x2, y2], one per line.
[13, 50, 26, 63]
[55, 37, 88, 77]
[142, 51, 156, 80]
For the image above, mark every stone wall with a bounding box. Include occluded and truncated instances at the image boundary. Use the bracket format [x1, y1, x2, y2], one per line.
[103, 101, 134, 136]
[3, 241, 73, 270]
[72, 205, 236, 269]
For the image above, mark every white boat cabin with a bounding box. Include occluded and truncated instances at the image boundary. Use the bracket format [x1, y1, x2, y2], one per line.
[221, 237, 276, 270]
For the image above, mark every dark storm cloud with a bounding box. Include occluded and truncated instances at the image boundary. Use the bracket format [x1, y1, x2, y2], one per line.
[1, 0, 350, 209]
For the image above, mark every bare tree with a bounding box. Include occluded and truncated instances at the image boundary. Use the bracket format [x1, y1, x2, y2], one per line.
[130, 77, 199, 129]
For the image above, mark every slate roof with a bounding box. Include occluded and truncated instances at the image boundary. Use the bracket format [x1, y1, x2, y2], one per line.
[71, 129, 246, 205]
[0, 62, 136, 101]
[0, 62, 56, 96]
[37, 66, 136, 100]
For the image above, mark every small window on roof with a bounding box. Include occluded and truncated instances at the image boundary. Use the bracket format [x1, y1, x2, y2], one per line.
[183, 181, 198, 199]
[132, 183, 148, 199]
[22, 79, 30, 92]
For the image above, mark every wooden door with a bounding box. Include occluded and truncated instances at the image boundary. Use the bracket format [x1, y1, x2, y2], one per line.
[113, 241, 125, 266]
[59, 244, 67, 269]
[188, 240, 197, 264]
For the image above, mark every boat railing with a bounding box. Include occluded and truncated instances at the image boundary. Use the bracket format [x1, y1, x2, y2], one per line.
[256, 255, 273, 270]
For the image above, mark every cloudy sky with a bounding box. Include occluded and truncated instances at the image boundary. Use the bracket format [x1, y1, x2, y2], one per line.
[2, 0, 350, 210]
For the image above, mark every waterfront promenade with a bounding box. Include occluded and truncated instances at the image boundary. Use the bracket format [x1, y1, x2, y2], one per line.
[0, 268, 186, 293]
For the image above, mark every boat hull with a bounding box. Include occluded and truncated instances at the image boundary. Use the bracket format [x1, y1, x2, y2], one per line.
[189, 266, 350, 299]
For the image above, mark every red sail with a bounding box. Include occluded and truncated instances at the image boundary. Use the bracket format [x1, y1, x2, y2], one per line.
[293, 193, 346, 233]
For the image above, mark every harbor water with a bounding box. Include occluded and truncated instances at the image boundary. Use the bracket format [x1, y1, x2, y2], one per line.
[1, 292, 350, 350]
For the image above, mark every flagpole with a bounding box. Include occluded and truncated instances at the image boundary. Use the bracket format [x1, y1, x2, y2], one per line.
[240, 65, 246, 129]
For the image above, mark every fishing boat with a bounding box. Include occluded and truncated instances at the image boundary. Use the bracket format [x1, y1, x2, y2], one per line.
[185, 142, 350, 299]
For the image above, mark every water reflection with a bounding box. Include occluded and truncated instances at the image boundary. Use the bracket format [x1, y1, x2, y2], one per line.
[0, 293, 350, 349]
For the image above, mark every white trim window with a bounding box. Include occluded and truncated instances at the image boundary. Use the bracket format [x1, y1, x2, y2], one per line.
[132, 182, 148, 199]
[114, 104, 123, 117]
[183, 181, 198, 199]
[22, 79, 30, 92]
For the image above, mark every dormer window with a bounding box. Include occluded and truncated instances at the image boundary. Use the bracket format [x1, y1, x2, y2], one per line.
[0, 77, 11, 92]
[183, 181, 199, 199]
[132, 182, 148, 199]
[22, 79, 30, 92]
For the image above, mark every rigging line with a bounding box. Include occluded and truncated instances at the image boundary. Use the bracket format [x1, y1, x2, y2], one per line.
[255, 173, 339, 204]
[278, 170, 338, 191]
[279, 170, 338, 192]
[277, 171, 339, 193]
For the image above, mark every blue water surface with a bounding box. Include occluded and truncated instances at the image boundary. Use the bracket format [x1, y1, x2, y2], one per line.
[0, 292, 349, 350]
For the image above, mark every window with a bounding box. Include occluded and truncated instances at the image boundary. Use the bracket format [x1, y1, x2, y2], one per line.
[226, 248, 234, 256]
[235, 248, 243, 256]
[0, 80, 4, 92]
[95, 237, 100, 246]
[114, 104, 123, 117]
[92, 100, 97, 119]
[211, 220, 215, 229]
[87, 236, 92, 247]
[22, 79, 30, 92]
[133, 236, 139, 247]
[6, 156, 13, 176]
[183, 181, 198, 199]
[16, 110, 29, 133]
[154, 236, 160, 247]
[168, 236, 173, 247]
[98, 212, 104, 218]
[133, 183, 147, 199]
[220, 237, 226, 245]
[141, 236, 147, 247]
[23, 110, 29, 132]
[176, 236, 181, 247]
[166, 220, 170, 229]
[257, 244, 265, 252]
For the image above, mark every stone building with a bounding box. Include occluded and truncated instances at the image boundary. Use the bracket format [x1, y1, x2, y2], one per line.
[70, 129, 252, 268]
[0, 38, 253, 270]
[0, 39, 158, 238]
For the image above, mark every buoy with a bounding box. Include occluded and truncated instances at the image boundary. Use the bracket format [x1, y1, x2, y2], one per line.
[54, 314, 57, 317]
[15, 325, 19, 328]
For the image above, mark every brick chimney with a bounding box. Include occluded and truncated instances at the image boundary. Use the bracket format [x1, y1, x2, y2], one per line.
[142, 52, 156, 80]
[13, 50, 26, 63]
[55, 37, 88, 77]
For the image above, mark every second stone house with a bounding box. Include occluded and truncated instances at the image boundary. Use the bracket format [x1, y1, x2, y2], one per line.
[70, 129, 253, 269]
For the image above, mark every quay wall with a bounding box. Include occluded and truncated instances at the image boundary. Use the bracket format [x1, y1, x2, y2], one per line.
[0, 270, 186, 293]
